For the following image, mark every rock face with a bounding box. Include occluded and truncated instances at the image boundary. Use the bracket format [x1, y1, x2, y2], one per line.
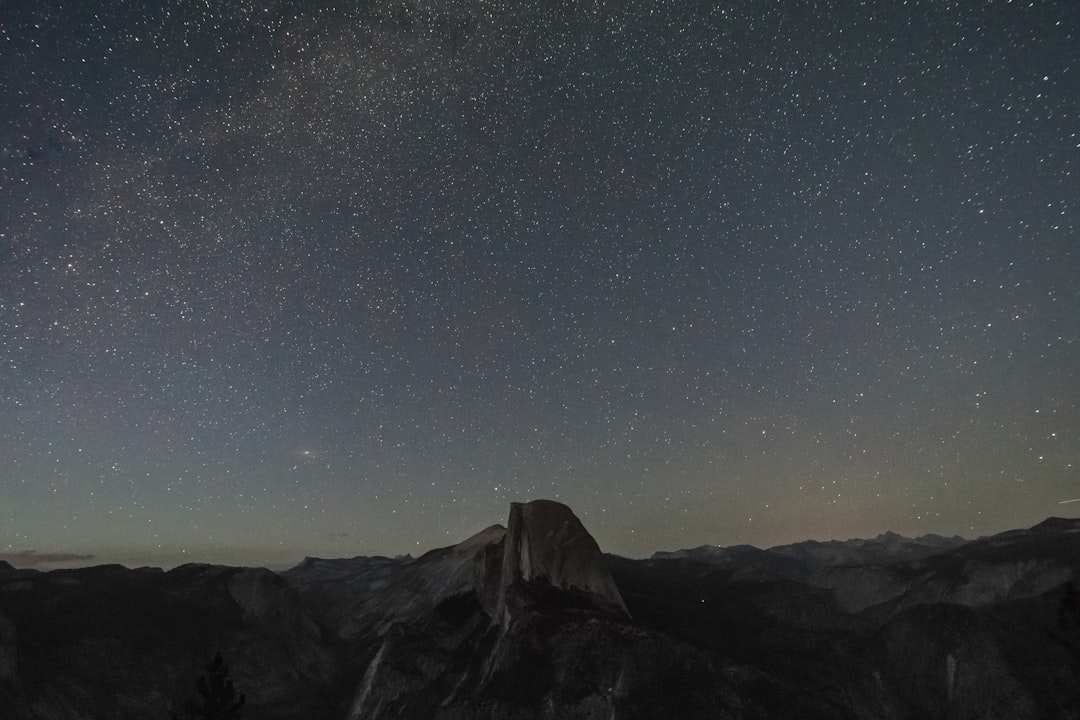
[497, 500, 628, 621]
[342, 500, 668, 720]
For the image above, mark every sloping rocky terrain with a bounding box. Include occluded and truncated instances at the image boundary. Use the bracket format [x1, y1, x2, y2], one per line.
[1, 503, 1078, 719]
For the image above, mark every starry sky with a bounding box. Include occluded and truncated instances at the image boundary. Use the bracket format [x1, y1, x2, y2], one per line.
[1, 0, 1078, 570]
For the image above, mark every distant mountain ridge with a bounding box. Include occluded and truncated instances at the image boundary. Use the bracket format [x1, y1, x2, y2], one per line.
[653, 528, 969, 569]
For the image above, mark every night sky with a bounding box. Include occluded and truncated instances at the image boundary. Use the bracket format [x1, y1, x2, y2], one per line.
[2, 0, 1077, 570]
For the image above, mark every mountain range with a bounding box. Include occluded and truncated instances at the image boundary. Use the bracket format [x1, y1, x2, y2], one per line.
[1, 501, 1078, 719]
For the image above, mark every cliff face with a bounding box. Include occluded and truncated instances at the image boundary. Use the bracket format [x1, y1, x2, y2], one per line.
[497, 500, 628, 621]
[345, 573, 740, 720]
[344, 500, 668, 720]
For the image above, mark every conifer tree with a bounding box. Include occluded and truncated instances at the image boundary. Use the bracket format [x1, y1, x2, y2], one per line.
[173, 651, 245, 720]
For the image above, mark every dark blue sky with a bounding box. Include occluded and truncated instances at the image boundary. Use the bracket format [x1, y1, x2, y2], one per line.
[1, 0, 1077, 568]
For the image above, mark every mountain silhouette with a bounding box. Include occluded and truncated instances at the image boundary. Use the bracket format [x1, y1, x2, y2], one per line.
[0, 504, 1077, 719]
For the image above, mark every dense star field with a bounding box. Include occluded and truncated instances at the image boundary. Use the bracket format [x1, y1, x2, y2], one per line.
[1, 0, 1077, 569]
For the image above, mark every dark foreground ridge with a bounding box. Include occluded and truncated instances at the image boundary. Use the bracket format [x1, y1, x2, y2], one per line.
[1, 504, 1078, 719]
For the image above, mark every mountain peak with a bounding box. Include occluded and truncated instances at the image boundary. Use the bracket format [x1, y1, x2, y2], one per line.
[497, 499, 627, 621]
[1029, 516, 1080, 533]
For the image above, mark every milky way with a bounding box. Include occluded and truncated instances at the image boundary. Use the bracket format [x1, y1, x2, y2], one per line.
[1, 0, 1077, 568]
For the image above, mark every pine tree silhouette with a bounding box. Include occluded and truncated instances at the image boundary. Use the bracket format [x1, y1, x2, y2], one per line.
[173, 651, 245, 720]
